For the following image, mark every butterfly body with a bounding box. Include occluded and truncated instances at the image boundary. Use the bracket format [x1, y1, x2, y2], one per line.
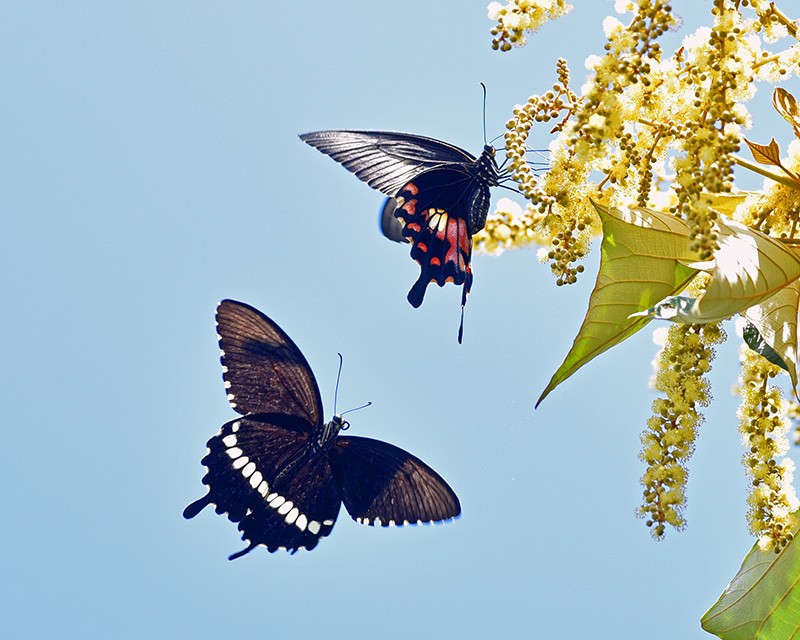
[184, 300, 460, 558]
[300, 130, 501, 341]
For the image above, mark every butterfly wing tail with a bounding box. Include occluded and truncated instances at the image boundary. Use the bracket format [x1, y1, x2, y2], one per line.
[183, 492, 213, 519]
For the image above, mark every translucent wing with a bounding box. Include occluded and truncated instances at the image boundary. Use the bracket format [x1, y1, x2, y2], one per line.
[299, 130, 477, 199]
[183, 415, 341, 558]
[330, 435, 461, 526]
[379, 197, 409, 244]
[216, 299, 323, 425]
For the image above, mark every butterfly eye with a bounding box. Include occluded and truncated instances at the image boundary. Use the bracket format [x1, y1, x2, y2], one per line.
[340, 420, 350, 431]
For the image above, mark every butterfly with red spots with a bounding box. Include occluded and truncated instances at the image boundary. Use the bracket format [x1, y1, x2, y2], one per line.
[300, 130, 500, 343]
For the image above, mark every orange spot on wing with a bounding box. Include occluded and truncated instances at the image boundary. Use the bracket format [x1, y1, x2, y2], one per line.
[430, 257, 441, 266]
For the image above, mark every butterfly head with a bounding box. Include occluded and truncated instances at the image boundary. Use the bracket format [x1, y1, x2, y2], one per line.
[332, 414, 350, 431]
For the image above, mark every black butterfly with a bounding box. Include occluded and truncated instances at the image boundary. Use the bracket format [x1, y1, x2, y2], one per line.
[184, 299, 461, 559]
[299, 130, 501, 343]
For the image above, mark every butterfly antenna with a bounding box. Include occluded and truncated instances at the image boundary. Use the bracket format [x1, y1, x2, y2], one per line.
[340, 401, 373, 417]
[480, 82, 488, 145]
[333, 353, 344, 416]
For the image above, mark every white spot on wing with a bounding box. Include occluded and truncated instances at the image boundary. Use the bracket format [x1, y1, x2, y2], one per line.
[269, 495, 285, 508]
[226, 447, 243, 459]
[277, 500, 293, 516]
[258, 480, 269, 496]
[295, 514, 308, 531]
[231, 421, 240, 432]
[266, 492, 278, 502]
[285, 507, 299, 525]
[322, 519, 334, 526]
[308, 521, 321, 535]
[241, 461, 256, 478]
[249, 470, 262, 489]
[222, 434, 237, 447]
[232, 455, 249, 470]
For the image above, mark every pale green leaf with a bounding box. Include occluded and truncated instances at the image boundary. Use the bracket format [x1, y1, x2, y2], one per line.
[536, 203, 697, 407]
[702, 516, 800, 639]
[707, 192, 750, 216]
[688, 218, 800, 322]
[743, 279, 800, 393]
[629, 295, 702, 322]
[742, 321, 791, 374]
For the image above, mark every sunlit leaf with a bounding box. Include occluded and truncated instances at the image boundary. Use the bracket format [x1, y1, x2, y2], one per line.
[743, 279, 800, 393]
[707, 192, 751, 216]
[702, 515, 800, 639]
[745, 138, 782, 167]
[687, 217, 800, 322]
[536, 203, 698, 407]
[629, 295, 701, 322]
[743, 322, 791, 373]
[773, 87, 800, 139]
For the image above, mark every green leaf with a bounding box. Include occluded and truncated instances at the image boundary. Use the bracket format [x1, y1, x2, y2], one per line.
[702, 517, 800, 639]
[707, 192, 750, 216]
[686, 217, 800, 322]
[742, 321, 791, 373]
[536, 203, 698, 407]
[743, 279, 800, 393]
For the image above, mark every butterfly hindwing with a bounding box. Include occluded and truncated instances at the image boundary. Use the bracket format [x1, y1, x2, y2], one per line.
[379, 197, 409, 244]
[392, 167, 489, 309]
[216, 299, 323, 424]
[183, 415, 340, 558]
[331, 435, 461, 526]
[299, 130, 477, 199]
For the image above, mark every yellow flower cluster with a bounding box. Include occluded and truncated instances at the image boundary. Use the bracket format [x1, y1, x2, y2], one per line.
[734, 140, 800, 236]
[487, 0, 573, 52]
[486, 0, 800, 545]
[737, 348, 799, 551]
[484, 1, 800, 272]
[637, 322, 725, 539]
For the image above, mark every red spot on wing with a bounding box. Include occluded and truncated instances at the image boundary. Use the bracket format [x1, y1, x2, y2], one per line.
[402, 199, 417, 215]
[417, 242, 428, 253]
[404, 182, 419, 196]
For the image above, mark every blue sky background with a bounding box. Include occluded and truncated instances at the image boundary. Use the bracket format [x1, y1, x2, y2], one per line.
[2, 2, 794, 638]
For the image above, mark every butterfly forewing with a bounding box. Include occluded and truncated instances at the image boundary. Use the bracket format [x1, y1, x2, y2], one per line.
[331, 435, 461, 526]
[216, 299, 323, 424]
[299, 130, 477, 199]
[183, 415, 341, 557]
